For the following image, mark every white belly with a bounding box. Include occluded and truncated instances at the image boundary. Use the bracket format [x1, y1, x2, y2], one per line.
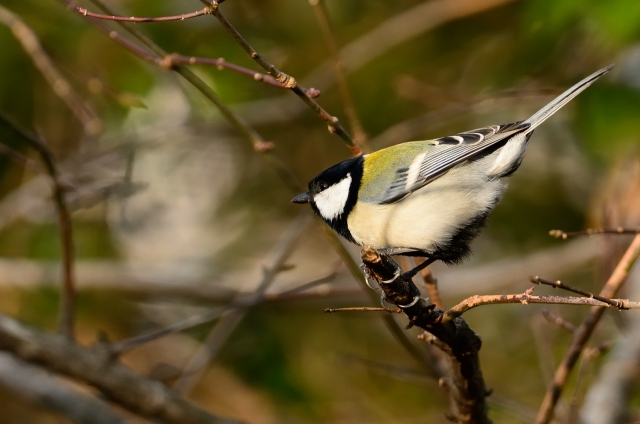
[347, 160, 506, 253]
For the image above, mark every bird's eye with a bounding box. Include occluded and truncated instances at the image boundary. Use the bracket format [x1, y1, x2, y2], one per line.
[318, 181, 329, 191]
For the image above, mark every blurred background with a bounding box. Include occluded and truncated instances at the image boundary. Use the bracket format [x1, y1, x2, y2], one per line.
[1, 0, 640, 422]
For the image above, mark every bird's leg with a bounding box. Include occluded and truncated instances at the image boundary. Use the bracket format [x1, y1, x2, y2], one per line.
[400, 257, 436, 281]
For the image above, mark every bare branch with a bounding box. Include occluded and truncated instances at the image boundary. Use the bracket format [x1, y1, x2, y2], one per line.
[0, 5, 101, 135]
[173, 213, 312, 394]
[322, 227, 445, 379]
[0, 352, 135, 424]
[324, 307, 401, 313]
[536, 234, 640, 424]
[0, 313, 237, 424]
[550, 227, 640, 239]
[166, 54, 320, 97]
[531, 276, 627, 309]
[109, 257, 341, 355]
[361, 247, 491, 424]
[309, 0, 367, 150]
[441, 291, 639, 323]
[0, 115, 76, 340]
[204, 0, 361, 155]
[541, 310, 577, 333]
[58, 0, 303, 192]
[70, 3, 213, 22]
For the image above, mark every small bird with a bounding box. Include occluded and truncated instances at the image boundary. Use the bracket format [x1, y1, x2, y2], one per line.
[292, 66, 612, 279]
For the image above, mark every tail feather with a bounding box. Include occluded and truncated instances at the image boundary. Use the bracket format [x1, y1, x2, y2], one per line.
[522, 64, 613, 132]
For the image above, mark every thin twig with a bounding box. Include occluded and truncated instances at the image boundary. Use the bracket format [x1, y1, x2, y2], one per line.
[441, 291, 639, 324]
[173, 213, 312, 394]
[109, 262, 341, 355]
[203, 0, 361, 155]
[550, 227, 640, 239]
[324, 306, 401, 313]
[541, 310, 576, 333]
[166, 54, 320, 97]
[531, 276, 627, 309]
[309, 0, 367, 150]
[415, 257, 444, 310]
[0, 115, 76, 340]
[60, 0, 303, 192]
[0, 5, 101, 135]
[536, 234, 640, 424]
[70, 4, 213, 22]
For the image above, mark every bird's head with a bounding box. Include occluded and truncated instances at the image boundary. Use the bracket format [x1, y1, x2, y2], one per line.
[291, 155, 363, 241]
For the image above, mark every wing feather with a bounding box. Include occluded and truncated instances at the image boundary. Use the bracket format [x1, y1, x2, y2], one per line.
[380, 121, 528, 204]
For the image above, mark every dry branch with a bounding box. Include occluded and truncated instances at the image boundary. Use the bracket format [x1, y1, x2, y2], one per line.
[0, 115, 76, 340]
[360, 247, 491, 424]
[203, 0, 361, 155]
[0, 313, 237, 424]
[0, 5, 101, 135]
[0, 352, 135, 424]
[536, 234, 640, 424]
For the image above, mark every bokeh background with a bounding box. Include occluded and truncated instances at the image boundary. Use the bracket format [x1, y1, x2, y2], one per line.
[1, 0, 640, 422]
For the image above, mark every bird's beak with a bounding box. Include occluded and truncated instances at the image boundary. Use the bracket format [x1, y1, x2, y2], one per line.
[291, 192, 311, 204]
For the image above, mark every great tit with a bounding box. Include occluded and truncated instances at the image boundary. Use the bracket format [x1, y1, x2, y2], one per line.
[292, 66, 611, 276]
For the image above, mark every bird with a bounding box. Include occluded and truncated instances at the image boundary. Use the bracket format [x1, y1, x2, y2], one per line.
[292, 65, 612, 280]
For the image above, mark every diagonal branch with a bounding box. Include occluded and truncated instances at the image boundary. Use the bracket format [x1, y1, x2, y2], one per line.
[361, 247, 491, 424]
[203, 0, 362, 155]
[309, 0, 367, 150]
[0, 313, 237, 424]
[0, 5, 101, 135]
[0, 115, 76, 341]
[536, 234, 640, 424]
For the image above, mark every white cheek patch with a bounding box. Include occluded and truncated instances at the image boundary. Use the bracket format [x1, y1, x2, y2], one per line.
[314, 174, 352, 220]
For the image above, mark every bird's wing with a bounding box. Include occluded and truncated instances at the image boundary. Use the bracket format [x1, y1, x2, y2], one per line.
[378, 65, 613, 205]
[379, 121, 528, 204]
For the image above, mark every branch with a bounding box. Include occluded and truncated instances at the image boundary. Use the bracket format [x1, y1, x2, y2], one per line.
[530, 276, 627, 309]
[361, 247, 491, 424]
[550, 227, 640, 239]
[441, 290, 639, 323]
[0, 5, 102, 135]
[0, 313, 237, 424]
[166, 54, 320, 97]
[536, 234, 640, 424]
[173, 212, 312, 394]
[58, 0, 303, 192]
[71, 4, 214, 22]
[0, 115, 76, 340]
[0, 352, 134, 424]
[204, 0, 362, 155]
[309, 0, 367, 149]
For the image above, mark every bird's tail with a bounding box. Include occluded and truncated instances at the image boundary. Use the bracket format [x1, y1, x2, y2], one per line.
[521, 64, 613, 133]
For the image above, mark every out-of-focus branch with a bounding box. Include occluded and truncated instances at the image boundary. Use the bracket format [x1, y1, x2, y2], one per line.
[536, 234, 640, 424]
[110, 262, 341, 355]
[0, 313, 237, 424]
[361, 247, 491, 424]
[59, 0, 303, 192]
[309, 0, 367, 150]
[541, 310, 577, 333]
[550, 227, 640, 239]
[0, 115, 76, 341]
[0, 5, 101, 135]
[204, 0, 362, 155]
[0, 352, 135, 424]
[174, 212, 312, 394]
